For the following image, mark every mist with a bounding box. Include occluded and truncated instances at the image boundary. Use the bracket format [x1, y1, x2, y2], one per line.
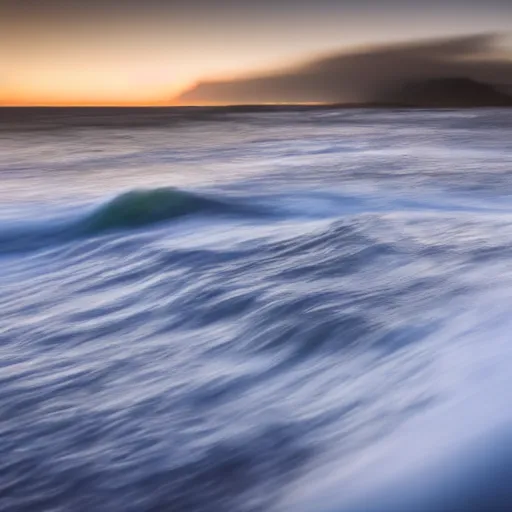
[174, 34, 512, 105]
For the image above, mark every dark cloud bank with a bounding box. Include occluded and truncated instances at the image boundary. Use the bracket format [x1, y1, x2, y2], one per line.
[174, 34, 512, 106]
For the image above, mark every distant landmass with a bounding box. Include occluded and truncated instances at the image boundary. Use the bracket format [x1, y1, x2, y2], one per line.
[174, 77, 512, 108]
[377, 77, 512, 107]
[173, 34, 512, 108]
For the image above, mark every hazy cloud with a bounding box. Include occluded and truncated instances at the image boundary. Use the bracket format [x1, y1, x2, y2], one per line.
[174, 34, 512, 104]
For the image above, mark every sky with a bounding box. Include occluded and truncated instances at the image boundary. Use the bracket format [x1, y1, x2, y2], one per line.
[1, 0, 511, 105]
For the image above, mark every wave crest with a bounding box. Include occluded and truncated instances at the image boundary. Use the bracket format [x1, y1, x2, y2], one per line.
[82, 187, 237, 234]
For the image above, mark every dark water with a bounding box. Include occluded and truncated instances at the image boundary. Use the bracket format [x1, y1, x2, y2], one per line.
[1, 107, 512, 511]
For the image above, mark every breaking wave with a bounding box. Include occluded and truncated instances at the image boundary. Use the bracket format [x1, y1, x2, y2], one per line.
[0, 187, 263, 253]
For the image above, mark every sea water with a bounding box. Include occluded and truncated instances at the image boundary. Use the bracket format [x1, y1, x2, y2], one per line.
[1, 107, 512, 511]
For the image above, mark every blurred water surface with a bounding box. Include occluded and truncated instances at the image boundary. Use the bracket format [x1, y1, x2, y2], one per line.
[1, 107, 512, 511]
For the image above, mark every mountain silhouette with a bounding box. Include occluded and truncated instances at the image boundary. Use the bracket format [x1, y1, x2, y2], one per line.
[378, 77, 512, 107]
[173, 34, 512, 107]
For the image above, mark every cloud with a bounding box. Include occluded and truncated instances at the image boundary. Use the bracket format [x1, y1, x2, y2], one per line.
[174, 34, 512, 105]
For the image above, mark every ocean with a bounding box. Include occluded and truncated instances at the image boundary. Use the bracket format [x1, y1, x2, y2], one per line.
[1, 107, 512, 511]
